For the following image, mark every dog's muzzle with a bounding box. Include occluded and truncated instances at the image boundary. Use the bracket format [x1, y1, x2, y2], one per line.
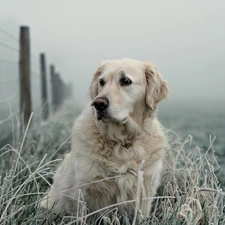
[92, 97, 109, 120]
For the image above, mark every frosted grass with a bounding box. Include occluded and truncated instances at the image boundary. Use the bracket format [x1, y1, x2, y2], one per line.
[0, 102, 224, 224]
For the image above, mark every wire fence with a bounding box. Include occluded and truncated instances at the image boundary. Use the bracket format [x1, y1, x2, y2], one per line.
[0, 29, 20, 145]
[0, 27, 72, 146]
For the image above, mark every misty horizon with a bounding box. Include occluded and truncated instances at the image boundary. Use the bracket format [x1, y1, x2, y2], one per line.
[0, 1, 225, 105]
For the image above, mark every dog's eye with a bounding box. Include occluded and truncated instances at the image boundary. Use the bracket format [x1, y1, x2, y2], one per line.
[99, 79, 105, 86]
[120, 77, 132, 86]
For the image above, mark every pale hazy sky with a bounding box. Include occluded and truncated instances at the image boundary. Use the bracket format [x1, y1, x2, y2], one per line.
[0, 0, 225, 103]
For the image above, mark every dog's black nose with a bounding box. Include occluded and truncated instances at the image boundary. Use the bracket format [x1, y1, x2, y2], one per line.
[94, 97, 109, 111]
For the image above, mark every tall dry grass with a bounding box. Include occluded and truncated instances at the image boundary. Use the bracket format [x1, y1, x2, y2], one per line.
[0, 102, 224, 224]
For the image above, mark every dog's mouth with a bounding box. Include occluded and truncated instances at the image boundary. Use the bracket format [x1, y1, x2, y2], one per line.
[96, 110, 109, 121]
[96, 110, 127, 124]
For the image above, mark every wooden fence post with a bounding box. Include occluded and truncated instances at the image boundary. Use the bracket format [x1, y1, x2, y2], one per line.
[40, 53, 49, 120]
[50, 65, 57, 113]
[55, 73, 61, 109]
[19, 26, 32, 128]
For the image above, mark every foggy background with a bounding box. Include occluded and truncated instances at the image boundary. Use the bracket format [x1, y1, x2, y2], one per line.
[0, 0, 225, 106]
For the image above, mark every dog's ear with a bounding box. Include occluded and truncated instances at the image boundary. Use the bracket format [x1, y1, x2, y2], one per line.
[145, 62, 169, 111]
[89, 64, 104, 99]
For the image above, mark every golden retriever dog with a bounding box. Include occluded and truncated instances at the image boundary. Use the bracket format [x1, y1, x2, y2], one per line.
[41, 58, 169, 218]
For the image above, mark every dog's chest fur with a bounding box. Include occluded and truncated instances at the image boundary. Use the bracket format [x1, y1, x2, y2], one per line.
[99, 140, 144, 176]
[83, 140, 143, 210]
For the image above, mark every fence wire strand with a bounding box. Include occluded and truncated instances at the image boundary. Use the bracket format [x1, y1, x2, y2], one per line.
[0, 28, 19, 42]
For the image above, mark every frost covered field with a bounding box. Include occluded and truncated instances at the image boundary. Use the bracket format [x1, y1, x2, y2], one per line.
[159, 101, 225, 188]
[0, 101, 224, 224]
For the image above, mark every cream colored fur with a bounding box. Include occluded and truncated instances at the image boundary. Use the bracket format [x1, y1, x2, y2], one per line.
[41, 58, 169, 218]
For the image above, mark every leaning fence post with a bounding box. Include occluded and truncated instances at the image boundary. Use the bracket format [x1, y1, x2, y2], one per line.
[19, 26, 32, 128]
[40, 53, 49, 120]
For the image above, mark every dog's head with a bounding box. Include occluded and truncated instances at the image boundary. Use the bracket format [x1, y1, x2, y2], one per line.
[89, 58, 169, 124]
